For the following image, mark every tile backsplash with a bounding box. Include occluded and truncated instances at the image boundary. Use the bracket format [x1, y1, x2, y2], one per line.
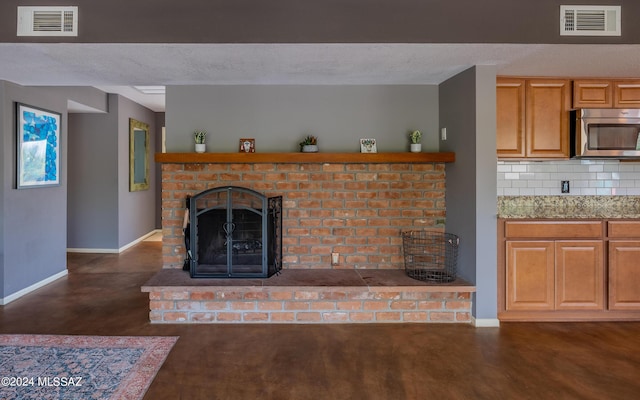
[497, 160, 640, 196]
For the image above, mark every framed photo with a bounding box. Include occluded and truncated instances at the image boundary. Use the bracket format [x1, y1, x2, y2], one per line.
[16, 103, 61, 189]
[239, 138, 255, 153]
[360, 138, 377, 153]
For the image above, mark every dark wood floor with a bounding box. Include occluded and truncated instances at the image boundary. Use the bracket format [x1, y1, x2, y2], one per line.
[1, 241, 639, 400]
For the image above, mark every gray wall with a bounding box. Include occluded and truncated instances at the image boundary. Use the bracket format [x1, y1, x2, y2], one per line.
[67, 94, 157, 250]
[0, 81, 68, 299]
[165, 85, 439, 153]
[1, 0, 638, 44]
[67, 96, 119, 249]
[439, 66, 498, 321]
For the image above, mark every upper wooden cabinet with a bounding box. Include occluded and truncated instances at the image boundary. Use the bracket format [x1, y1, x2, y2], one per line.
[496, 79, 526, 158]
[614, 80, 640, 108]
[497, 78, 571, 159]
[573, 79, 640, 108]
[573, 80, 613, 108]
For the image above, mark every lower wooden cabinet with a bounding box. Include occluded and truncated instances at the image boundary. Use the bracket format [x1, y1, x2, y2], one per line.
[506, 241, 554, 311]
[500, 219, 640, 321]
[608, 241, 640, 310]
[506, 240, 604, 311]
[555, 241, 604, 310]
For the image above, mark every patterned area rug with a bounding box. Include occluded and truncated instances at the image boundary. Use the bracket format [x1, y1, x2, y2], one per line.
[0, 335, 178, 400]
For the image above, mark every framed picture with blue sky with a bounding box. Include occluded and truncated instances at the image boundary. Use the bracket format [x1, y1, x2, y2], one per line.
[16, 103, 61, 189]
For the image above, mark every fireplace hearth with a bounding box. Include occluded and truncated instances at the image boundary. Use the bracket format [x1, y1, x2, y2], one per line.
[185, 186, 282, 278]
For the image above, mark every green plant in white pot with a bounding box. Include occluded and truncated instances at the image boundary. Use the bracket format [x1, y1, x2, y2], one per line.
[299, 135, 318, 153]
[194, 130, 207, 153]
[409, 130, 422, 153]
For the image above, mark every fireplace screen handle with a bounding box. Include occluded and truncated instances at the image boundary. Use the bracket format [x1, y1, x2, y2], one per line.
[223, 222, 236, 246]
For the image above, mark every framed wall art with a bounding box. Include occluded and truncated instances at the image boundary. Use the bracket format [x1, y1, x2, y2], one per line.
[129, 118, 150, 192]
[16, 103, 61, 189]
[360, 138, 377, 153]
[239, 138, 255, 153]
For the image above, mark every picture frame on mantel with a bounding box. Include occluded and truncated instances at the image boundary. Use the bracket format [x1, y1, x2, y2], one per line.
[360, 138, 377, 153]
[16, 103, 61, 189]
[239, 138, 255, 153]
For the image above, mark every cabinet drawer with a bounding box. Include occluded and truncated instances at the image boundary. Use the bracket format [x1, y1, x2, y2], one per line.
[608, 221, 640, 238]
[505, 221, 602, 238]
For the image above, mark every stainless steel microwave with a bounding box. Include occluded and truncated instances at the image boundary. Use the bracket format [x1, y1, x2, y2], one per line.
[571, 109, 640, 158]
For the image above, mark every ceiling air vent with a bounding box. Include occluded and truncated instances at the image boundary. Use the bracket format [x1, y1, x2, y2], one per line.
[17, 6, 78, 37]
[560, 5, 621, 36]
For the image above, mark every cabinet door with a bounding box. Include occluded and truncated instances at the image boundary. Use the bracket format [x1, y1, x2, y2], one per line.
[608, 241, 640, 310]
[506, 241, 555, 310]
[555, 241, 604, 310]
[525, 79, 571, 158]
[497, 78, 526, 158]
[613, 80, 640, 108]
[573, 80, 613, 108]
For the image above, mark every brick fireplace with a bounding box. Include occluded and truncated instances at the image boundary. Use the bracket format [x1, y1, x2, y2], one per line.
[146, 152, 475, 324]
[160, 156, 448, 270]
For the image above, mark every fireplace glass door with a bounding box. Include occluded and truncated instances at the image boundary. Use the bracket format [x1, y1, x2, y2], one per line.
[188, 186, 281, 278]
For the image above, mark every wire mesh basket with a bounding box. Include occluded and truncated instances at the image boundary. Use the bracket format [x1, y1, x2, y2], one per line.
[402, 230, 459, 283]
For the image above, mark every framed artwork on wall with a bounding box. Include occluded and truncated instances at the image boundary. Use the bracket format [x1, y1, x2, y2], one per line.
[129, 118, 150, 192]
[239, 138, 255, 153]
[360, 138, 377, 153]
[16, 103, 61, 189]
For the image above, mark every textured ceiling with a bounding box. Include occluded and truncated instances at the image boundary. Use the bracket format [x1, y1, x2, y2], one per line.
[1, 43, 639, 112]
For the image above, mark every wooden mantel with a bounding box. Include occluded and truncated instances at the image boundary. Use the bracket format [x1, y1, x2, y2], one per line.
[155, 152, 455, 164]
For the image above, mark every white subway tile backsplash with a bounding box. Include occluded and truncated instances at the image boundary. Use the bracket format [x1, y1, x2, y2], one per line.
[588, 164, 604, 172]
[497, 160, 640, 196]
[504, 173, 520, 180]
[596, 172, 612, 180]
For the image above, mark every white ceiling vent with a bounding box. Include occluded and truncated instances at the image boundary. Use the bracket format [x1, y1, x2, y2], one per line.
[17, 6, 78, 37]
[560, 5, 621, 36]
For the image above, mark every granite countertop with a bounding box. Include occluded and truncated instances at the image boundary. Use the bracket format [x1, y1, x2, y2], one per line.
[498, 196, 640, 219]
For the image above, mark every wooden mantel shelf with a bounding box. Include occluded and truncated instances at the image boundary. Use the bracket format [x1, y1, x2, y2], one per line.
[155, 152, 455, 164]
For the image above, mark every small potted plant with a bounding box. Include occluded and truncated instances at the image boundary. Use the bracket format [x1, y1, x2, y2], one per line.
[299, 135, 318, 153]
[409, 130, 422, 153]
[194, 130, 207, 153]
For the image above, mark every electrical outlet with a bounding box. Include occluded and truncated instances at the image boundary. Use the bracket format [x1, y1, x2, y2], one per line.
[331, 252, 339, 266]
[561, 180, 570, 193]
[441, 127, 447, 141]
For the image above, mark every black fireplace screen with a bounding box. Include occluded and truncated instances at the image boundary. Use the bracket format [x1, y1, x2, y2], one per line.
[186, 186, 282, 278]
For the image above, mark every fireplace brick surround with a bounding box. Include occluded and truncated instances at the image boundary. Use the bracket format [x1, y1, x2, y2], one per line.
[160, 159, 447, 269]
[148, 153, 475, 324]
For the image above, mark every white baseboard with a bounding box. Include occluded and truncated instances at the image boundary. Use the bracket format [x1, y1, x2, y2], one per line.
[0, 269, 68, 305]
[472, 317, 501, 328]
[67, 229, 160, 254]
[66, 248, 119, 254]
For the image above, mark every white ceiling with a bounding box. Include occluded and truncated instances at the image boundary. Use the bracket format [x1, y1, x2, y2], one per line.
[1, 43, 639, 112]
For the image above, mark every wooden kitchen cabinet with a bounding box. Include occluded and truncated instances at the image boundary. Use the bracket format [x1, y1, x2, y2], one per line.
[614, 80, 640, 108]
[504, 221, 604, 312]
[572, 79, 640, 108]
[497, 78, 526, 158]
[607, 221, 640, 310]
[573, 80, 613, 108]
[555, 241, 604, 310]
[505, 239, 604, 311]
[497, 78, 571, 159]
[506, 241, 554, 310]
[608, 241, 640, 310]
